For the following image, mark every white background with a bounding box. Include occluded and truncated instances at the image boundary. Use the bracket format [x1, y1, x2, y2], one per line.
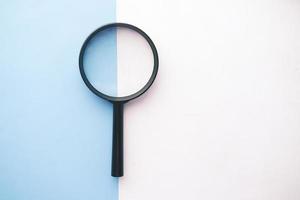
[117, 0, 300, 200]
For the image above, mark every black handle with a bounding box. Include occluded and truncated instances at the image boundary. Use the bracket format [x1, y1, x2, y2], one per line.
[112, 102, 124, 177]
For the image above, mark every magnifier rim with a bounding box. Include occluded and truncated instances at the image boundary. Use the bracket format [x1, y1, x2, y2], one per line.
[79, 22, 159, 102]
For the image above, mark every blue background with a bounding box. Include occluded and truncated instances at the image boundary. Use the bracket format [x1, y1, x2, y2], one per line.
[0, 1, 118, 200]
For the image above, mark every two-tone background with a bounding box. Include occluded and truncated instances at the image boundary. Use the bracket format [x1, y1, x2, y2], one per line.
[1, 0, 300, 200]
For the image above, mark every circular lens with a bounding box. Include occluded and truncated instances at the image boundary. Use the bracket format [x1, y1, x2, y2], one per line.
[80, 24, 156, 99]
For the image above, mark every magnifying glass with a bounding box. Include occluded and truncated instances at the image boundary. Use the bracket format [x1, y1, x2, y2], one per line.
[79, 23, 159, 177]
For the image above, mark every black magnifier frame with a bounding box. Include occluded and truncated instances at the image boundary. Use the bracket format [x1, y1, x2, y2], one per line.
[79, 23, 159, 177]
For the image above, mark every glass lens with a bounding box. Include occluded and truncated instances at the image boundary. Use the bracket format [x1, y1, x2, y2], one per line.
[82, 26, 154, 98]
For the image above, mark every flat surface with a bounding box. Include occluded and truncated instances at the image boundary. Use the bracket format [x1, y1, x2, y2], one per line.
[0, 1, 118, 200]
[1, 1, 300, 200]
[117, 0, 300, 199]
